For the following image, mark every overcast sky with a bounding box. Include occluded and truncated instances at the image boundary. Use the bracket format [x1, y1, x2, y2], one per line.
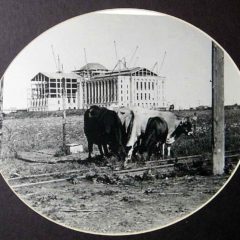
[2, 9, 240, 109]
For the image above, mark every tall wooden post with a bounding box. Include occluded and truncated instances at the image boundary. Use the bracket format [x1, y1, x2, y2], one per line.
[212, 42, 225, 175]
[62, 77, 67, 154]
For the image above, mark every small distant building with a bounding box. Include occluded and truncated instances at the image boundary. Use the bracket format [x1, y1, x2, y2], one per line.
[28, 72, 83, 111]
[196, 105, 209, 110]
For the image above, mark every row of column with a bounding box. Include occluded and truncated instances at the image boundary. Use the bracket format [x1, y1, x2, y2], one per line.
[85, 78, 118, 105]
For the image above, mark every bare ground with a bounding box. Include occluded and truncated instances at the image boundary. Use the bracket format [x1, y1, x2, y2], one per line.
[0, 152, 230, 235]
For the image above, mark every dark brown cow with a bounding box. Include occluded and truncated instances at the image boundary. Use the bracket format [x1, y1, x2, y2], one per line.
[84, 105, 126, 161]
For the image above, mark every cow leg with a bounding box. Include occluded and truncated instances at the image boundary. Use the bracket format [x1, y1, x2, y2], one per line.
[132, 138, 140, 159]
[98, 144, 104, 158]
[146, 143, 155, 162]
[88, 141, 93, 159]
[103, 144, 110, 158]
[167, 145, 171, 157]
[123, 146, 133, 168]
[162, 143, 165, 159]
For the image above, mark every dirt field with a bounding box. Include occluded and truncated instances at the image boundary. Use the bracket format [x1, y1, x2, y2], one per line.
[0, 153, 231, 234]
[0, 109, 239, 234]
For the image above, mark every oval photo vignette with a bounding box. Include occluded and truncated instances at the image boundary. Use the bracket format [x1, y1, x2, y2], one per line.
[0, 8, 239, 236]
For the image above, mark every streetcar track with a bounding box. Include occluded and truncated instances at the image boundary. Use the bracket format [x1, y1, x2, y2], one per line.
[9, 153, 240, 189]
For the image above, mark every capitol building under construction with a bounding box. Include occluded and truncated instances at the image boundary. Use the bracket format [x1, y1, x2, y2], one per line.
[28, 63, 166, 111]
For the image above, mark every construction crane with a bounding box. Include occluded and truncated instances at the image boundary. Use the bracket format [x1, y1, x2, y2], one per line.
[159, 50, 167, 73]
[51, 45, 58, 72]
[151, 61, 158, 73]
[113, 40, 118, 63]
[159, 51, 167, 107]
[128, 45, 139, 68]
[83, 48, 90, 107]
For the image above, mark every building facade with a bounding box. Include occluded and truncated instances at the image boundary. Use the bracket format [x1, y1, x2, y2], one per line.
[28, 72, 83, 111]
[28, 63, 165, 111]
[84, 67, 165, 109]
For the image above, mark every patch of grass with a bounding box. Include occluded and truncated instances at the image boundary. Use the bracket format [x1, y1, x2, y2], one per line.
[1, 109, 240, 160]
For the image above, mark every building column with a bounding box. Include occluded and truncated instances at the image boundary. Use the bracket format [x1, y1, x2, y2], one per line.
[103, 81, 105, 103]
[87, 83, 89, 105]
[114, 79, 117, 102]
[93, 82, 95, 104]
[95, 81, 97, 104]
[95, 82, 97, 104]
[101, 81, 104, 104]
[106, 80, 109, 102]
[96, 82, 99, 104]
[88, 82, 91, 105]
[111, 79, 114, 103]
[109, 80, 111, 102]
[96, 82, 98, 104]
[91, 82, 94, 104]
[97, 81, 100, 104]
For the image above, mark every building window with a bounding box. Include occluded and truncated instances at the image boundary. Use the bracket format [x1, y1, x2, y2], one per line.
[137, 93, 138, 100]
[152, 82, 154, 90]
[148, 82, 150, 89]
[58, 100, 60, 104]
[136, 82, 138, 90]
[149, 93, 150, 100]
[140, 82, 142, 90]
[73, 98, 75, 103]
[144, 82, 146, 90]
[68, 98, 70, 103]
[141, 93, 142, 100]
[121, 96, 123, 101]
[145, 93, 147, 100]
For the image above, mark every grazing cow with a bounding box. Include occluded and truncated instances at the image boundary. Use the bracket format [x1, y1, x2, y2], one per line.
[84, 105, 126, 161]
[138, 116, 168, 161]
[116, 106, 193, 166]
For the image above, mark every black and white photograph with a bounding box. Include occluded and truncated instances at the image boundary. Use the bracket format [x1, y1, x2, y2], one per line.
[0, 8, 240, 235]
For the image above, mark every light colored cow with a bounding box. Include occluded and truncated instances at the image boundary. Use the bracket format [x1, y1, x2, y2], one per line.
[115, 106, 192, 167]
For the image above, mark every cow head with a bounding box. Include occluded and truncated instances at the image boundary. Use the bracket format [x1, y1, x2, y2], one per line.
[167, 118, 193, 144]
[88, 105, 101, 118]
[179, 117, 193, 136]
[109, 142, 127, 162]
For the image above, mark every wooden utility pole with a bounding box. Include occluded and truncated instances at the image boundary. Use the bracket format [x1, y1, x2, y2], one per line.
[212, 42, 225, 175]
[62, 77, 67, 154]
